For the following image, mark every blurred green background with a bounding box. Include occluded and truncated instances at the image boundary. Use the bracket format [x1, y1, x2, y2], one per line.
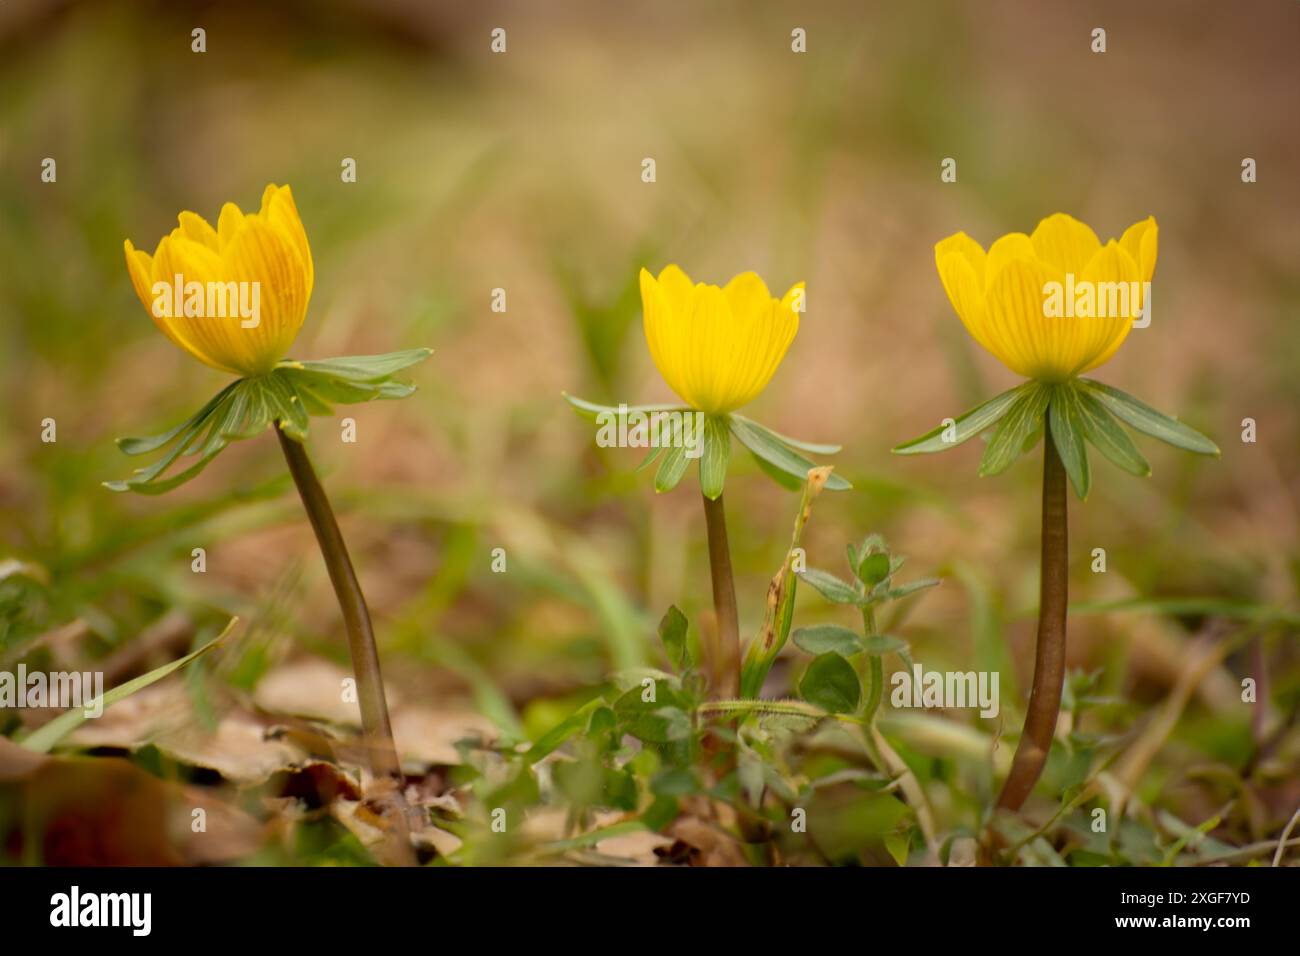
[1, 0, 1297, 863]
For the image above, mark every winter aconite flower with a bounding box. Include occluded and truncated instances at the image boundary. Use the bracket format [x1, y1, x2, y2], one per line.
[566, 264, 844, 698]
[934, 213, 1157, 381]
[124, 184, 313, 377]
[896, 212, 1215, 816]
[112, 186, 431, 845]
[640, 265, 803, 415]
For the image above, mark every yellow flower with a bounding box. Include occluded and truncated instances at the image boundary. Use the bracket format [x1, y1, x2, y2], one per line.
[124, 184, 314, 377]
[934, 213, 1157, 381]
[640, 265, 802, 415]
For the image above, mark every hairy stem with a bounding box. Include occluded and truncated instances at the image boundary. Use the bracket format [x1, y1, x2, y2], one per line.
[996, 419, 1069, 812]
[276, 426, 402, 784]
[702, 491, 740, 699]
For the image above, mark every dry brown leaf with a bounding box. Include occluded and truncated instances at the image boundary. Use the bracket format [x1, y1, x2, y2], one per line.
[0, 738, 264, 865]
[390, 705, 497, 767]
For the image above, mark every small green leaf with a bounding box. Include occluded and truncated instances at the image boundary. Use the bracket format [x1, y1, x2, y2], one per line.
[109, 350, 428, 494]
[1049, 387, 1090, 500]
[1072, 387, 1151, 476]
[280, 348, 432, 382]
[792, 624, 864, 656]
[797, 568, 862, 604]
[979, 382, 1049, 476]
[884, 831, 911, 867]
[699, 415, 730, 500]
[730, 414, 841, 454]
[749, 452, 805, 491]
[262, 372, 310, 440]
[613, 686, 693, 743]
[857, 552, 891, 586]
[861, 634, 908, 656]
[870, 578, 941, 604]
[729, 416, 850, 491]
[525, 699, 604, 764]
[116, 381, 240, 456]
[893, 383, 1028, 455]
[636, 445, 665, 472]
[653, 443, 690, 493]
[1079, 379, 1219, 457]
[562, 393, 686, 421]
[798, 653, 861, 714]
[657, 605, 689, 671]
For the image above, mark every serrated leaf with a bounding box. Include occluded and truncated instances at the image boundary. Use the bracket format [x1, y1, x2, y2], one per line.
[1049, 387, 1090, 500]
[792, 624, 864, 656]
[797, 568, 862, 604]
[893, 383, 1028, 455]
[729, 416, 850, 491]
[1072, 386, 1151, 476]
[1079, 379, 1219, 457]
[979, 382, 1049, 476]
[699, 415, 730, 500]
[798, 653, 861, 714]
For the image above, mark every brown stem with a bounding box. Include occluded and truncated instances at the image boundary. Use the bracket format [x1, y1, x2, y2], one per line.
[702, 490, 740, 699]
[276, 425, 402, 784]
[996, 418, 1069, 812]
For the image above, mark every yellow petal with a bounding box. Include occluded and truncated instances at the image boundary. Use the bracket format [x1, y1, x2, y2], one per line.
[216, 202, 245, 251]
[125, 185, 315, 376]
[641, 266, 690, 404]
[936, 248, 997, 357]
[262, 185, 314, 299]
[1030, 213, 1101, 276]
[641, 266, 799, 414]
[1119, 215, 1158, 283]
[984, 232, 1036, 292]
[935, 232, 987, 287]
[223, 215, 311, 375]
[177, 211, 219, 251]
[983, 256, 1067, 379]
[656, 264, 695, 313]
[123, 239, 155, 313]
[147, 235, 244, 375]
[1078, 240, 1142, 373]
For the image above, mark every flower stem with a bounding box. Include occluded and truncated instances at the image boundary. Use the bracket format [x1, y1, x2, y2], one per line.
[701, 490, 740, 699]
[275, 425, 402, 784]
[996, 419, 1069, 812]
[860, 606, 883, 725]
